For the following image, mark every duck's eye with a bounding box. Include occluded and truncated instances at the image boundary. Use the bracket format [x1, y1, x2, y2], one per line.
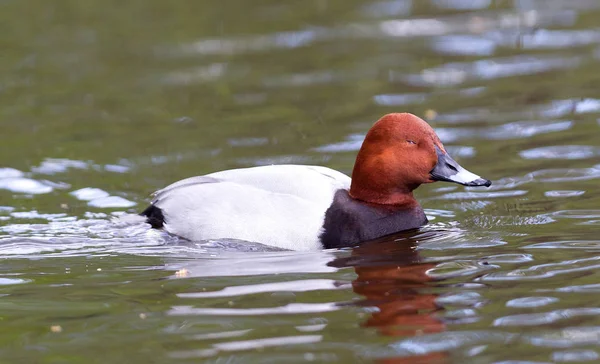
[406, 140, 417, 145]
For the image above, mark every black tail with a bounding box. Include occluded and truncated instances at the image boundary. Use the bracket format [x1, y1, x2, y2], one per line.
[140, 205, 165, 229]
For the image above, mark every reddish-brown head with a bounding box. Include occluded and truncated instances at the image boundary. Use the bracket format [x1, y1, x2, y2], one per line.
[349, 113, 446, 207]
[350, 113, 492, 208]
[349, 113, 491, 206]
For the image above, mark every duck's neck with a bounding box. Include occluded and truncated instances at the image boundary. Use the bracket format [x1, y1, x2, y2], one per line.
[349, 179, 419, 208]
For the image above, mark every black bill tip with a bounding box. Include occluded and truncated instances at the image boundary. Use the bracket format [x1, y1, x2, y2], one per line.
[465, 178, 492, 187]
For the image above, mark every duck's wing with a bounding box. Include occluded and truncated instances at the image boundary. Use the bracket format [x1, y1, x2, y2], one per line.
[151, 175, 220, 204]
[145, 165, 351, 250]
[153, 164, 350, 205]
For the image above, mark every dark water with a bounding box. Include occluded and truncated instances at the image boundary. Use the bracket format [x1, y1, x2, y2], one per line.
[2, 0, 600, 362]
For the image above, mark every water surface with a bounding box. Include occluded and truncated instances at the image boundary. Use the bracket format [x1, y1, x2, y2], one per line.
[2, 1, 600, 362]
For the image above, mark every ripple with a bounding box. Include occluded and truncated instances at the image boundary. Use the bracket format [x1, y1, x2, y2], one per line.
[528, 167, 600, 183]
[524, 241, 600, 250]
[263, 70, 344, 88]
[295, 324, 327, 332]
[312, 133, 364, 153]
[436, 120, 572, 144]
[436, 190, 527, 200]
[483, 254, 534, 264]
[29, 158, 130, 175]
[173, 29, 319, 56]
[482, 175, 532, 191]
[431, 0, 491, 10]
[471, 215, 555, 228]
[452, 200, 493, 211]
[487, 166, 600, 191]
[494, 308, 600, 327]
[506, 297, 558, 308]
[436, 291, 486, 306]
[168, 303, 339, 316]
[432, 35, 496, 56]
[87, 196, 136, 208]
[423, 208, 455, 218]
[427, 261, 498, 279]
[161, 63, 228, 85]
[0, 218, 166, 257]
[446, 145, 476, 158]
[440, 308, 479, 324]
[486, 120, 573, 140]
[0, 168, 24, 178]
[372, 93, 428, 106]
[10, 211, 69, 220]
[190, 329, 252, 341]
[524, 326, 600, 348]
[545, 190, 585, 198]
[166, 251, 338, 276]
[420, 237, 507, 250]
[178, 279, 346, 298]
[551, 210, 600, 219]
[481, 256, 600, 281]
[0, 277, 30, 285]
[107, 164, 131, 173]
[552, 350, 599, 362]
[218, 336, 322, 350]
[516, 0, 600, 11]
[494, 361, 552, 364]
[390, 331, 514, 356]
[227, 137, 269, 147]
[551, 284, 600, 293]
[404, 55, 581, 87]
[540, 98, 600, 118]
[167, 8, 577, 59]
[170, 335, 322, 359]
[69, 188, 136, 208]
[31, 158, 88, 174]
[70, 188, 110, 201]
[492, 29, 600, 51]
[0, 178, 53, 194]
[520, 145, 600, 160]
[361, 0, 413, 18]
[0, 237, 77, 255]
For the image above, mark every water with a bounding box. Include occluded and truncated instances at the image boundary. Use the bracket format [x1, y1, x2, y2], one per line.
[2, 0, 600, 362]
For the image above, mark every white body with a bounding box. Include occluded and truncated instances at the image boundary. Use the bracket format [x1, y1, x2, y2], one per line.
[151, 165, 351, 251]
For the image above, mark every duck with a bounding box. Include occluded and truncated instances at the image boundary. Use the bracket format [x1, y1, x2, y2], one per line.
[141, 113, 490, 251]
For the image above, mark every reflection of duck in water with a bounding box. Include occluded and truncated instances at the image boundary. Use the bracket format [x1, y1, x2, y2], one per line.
[330, 232, 449, 363]
[141, 113, 490, 251]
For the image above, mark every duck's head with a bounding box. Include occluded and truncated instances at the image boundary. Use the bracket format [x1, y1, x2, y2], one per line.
[349, 113, 491, 206]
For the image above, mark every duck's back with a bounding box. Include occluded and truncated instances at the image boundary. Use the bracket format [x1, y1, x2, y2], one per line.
[143, 165, 350, 250]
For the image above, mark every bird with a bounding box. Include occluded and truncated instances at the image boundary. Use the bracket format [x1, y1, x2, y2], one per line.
[141, 113, 490, 251]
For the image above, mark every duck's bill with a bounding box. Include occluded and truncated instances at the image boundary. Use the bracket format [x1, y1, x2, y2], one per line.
[430, 146, 491, 187]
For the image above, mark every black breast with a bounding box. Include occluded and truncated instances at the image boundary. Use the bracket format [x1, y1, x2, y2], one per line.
[319, 190, 428, 249]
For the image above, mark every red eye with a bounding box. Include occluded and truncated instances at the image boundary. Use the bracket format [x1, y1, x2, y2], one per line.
[406, 140, 417, 145]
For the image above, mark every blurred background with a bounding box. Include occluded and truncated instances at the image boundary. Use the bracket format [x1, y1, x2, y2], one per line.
[2, 1, 600, 363]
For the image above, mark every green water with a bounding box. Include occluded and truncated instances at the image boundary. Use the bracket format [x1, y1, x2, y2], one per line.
[2, 1, 600, 363]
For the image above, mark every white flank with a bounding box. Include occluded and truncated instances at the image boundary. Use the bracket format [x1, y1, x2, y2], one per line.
[152, 165, 350, 251]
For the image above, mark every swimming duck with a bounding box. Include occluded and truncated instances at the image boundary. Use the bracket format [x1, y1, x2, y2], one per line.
[141, 113, 490, 251]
